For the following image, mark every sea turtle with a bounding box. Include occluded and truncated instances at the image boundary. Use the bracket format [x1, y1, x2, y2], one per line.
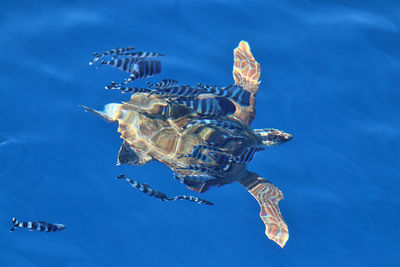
[82, 41, 292, 247]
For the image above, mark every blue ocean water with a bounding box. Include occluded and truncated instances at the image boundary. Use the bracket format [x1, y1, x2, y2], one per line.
[1, 0, 399, 266]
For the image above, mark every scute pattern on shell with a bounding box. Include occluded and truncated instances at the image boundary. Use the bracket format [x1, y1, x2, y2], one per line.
[106, 89, 260, 191]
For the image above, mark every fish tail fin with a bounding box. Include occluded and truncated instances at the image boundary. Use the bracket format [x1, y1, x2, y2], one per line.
[10, 218, 18, 231]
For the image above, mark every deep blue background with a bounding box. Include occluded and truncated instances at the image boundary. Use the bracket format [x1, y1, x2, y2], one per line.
[1, 0, 399, 266]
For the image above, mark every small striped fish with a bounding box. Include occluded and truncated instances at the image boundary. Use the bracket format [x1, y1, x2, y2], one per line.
[206, 134, 245, 147]
[111, 51, 164, 59]
[197, 83, 250, 106]
[10, 218, 66, 232]
[122, 59, 162, 84]
[179, 145, 210, 162]
[155, 85, 203, 98]
[179, 143, 225, 162]
[117, 175, 213, 205]
[208, 152, 234, 171]
[180, 144, 226, 160]
[209, 146, 264, 167]
[105, 83, 198, 97]
[89, 46, 136, 65]
[176, 164, 223, 176]
[100, 58, 162, 84]
[184, 119, 243, 132]
[232, 146, 265, 163]
[146, 79, 178, 89]
[173, 97, 236, 118]
[105, 82, 153, 94]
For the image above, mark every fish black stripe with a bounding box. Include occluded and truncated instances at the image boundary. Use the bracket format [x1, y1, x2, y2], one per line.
[145, 60, 151, 77]
[138, 60, 145, 78]
[123, 57, 130, 72]
[200, 98, 208, 114]
[149, 60, 155, 76]
[116, 59, 123, 68]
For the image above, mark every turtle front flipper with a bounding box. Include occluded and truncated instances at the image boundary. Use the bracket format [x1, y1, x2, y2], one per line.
[232, 41, 261, 125]
[239, 172, 289, 248]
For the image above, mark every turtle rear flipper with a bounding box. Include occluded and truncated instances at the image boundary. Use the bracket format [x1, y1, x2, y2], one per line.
[80, 104, 122, 122]
[117, 141, 152, 166]
[239, 172, 289, 248]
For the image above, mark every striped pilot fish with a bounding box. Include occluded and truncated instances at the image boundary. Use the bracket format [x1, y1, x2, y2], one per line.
[146, 79, 178, 89]
[89, 46, 164, 66]
[89, 46, 137, 65]
[117, 174, 213, 205]
[184, 119, 244, 133]
[179, 144, 225, 163]
[197, 83, 251, 106]
[176, 163, 223, 177]
[104, 82, 153, 94]
[165, 97, 236, 118]
[149, 85, 203, 98]
[104, 83, 199, 97]
[89, 46, 164, 85]
[10, 218, 66, 232]
[210, 146, 265, 165]
[106, 58, 162, 85]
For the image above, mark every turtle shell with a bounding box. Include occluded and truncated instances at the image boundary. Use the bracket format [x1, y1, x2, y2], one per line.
[99, 41, 262, 192]
[106, 91, 261, 191]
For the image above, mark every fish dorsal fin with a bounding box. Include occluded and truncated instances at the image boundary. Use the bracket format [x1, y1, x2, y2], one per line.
[117, 141, 152, 166]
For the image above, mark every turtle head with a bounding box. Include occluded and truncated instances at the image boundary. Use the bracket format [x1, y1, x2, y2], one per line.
[253, 128, 292, 147]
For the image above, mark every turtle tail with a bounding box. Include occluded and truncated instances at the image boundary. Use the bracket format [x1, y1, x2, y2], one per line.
[239, 172, 289, 248]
